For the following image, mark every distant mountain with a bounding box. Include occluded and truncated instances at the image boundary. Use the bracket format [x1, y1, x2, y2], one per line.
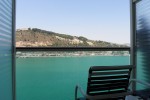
[16, 28, 127, 47]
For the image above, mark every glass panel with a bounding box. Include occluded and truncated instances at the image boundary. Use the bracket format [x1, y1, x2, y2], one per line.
[16, 51, 130, 100]
[136, 0, 150, 90]
[0, 0, 13, 100]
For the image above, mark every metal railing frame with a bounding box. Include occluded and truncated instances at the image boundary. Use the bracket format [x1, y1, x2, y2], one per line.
[130, 0, 142, 92]
[12, 0, 16, 100]
[16, 47, 130, 52]
[130, 0, 137, 92]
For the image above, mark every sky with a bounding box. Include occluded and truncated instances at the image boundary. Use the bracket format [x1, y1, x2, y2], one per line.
[16, 0, 130, 44]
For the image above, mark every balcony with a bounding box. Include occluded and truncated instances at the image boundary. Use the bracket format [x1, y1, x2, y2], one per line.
[1, 0, 150, 100]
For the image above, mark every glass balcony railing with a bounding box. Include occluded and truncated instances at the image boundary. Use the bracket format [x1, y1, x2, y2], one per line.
[16, 49, 130, 100]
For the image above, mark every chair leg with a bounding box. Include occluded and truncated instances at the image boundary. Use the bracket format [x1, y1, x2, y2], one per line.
[123, 97, 126, 100]
[123, 96, 126, 100]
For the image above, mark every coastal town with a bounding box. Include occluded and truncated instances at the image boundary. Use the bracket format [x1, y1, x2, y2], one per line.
[16, 51, 129, 58]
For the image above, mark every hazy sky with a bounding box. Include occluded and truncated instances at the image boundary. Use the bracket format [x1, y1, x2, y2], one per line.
[16, 0, 130, 44]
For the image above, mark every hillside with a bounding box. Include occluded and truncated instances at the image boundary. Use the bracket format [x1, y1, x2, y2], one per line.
[16, 28, 126, 47]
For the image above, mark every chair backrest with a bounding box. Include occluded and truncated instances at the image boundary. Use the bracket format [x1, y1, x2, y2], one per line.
[87, 65, 133, 96]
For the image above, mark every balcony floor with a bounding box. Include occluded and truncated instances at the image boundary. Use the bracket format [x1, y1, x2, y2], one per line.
[126, 95, 139, 100]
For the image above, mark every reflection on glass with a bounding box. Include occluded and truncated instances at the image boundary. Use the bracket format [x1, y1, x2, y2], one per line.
[136, 0, 150, 90]
[0, 0, 13, 100]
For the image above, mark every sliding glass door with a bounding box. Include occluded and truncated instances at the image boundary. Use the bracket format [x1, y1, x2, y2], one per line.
[136, 0, 150, 90]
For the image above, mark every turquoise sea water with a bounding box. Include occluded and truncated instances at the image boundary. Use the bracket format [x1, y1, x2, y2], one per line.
[16, 56, 130, 100]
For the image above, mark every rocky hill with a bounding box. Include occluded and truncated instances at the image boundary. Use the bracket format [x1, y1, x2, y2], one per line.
[16, 28, 126, 47]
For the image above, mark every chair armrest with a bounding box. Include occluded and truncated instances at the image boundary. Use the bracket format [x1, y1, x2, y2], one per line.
[129, 79, 150, 99]
[75, 85, 132, 100]
[129, 79, 150, 89]
[75, 85, 87, 100]
[129, 79, 150, 87]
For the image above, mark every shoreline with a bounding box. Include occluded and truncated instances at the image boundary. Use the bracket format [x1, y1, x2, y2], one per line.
[16, 54, 130, 58]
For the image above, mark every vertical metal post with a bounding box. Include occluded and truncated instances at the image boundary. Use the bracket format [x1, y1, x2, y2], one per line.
[130, 0, 137, 91]
[12, 0, 16, 100]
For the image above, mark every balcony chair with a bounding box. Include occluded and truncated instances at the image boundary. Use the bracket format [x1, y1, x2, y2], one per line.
[75, 65, 150, 100]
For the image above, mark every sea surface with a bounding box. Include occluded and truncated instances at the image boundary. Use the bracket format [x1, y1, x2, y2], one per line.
[16, 56, 130, 100]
